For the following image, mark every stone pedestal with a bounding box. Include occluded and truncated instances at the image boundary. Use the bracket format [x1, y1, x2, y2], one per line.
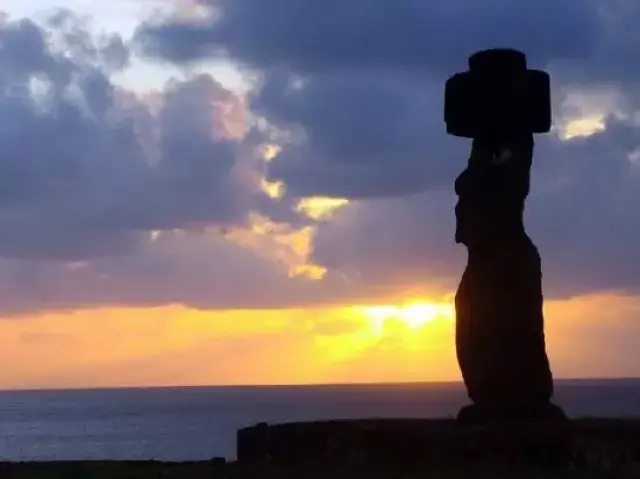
[236, 419, 640, 472]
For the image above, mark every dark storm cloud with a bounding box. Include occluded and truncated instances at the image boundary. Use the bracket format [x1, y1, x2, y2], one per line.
[133, 0, 625, 201]
[136, 0, 599, 73]
[252, 70, 465, 198]
[527, 120, 640, 297]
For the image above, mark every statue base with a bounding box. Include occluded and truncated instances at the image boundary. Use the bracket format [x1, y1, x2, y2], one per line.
[236, 418, 640, 472]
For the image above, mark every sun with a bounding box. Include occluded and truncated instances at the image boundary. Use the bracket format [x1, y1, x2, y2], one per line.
[362, 302, 454, 333]
[313, 301, 455, 362]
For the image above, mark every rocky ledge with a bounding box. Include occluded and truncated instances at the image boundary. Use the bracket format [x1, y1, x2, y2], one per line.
[237, 418, 640, 474]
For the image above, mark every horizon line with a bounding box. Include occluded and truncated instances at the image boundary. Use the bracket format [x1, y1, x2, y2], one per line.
[0, 376, 638, 394]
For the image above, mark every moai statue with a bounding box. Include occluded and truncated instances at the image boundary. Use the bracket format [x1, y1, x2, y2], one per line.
[445, 49, 565, 423]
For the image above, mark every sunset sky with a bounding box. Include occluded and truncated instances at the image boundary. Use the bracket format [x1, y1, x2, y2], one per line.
[0, 0, 639, 389]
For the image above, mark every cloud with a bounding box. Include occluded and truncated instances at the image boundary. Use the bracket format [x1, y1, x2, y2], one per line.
[136, 0, 599, 73]
[309, 116, 640, 299]
[3, 1, 640, 314]
[0, 13, 286, 260]
[311, 191, 460, 294]
[250, 70, 465, 199]
[134, 0, 640, 299]
[528, 120, 640, 296]
[0, 11, 340, 314]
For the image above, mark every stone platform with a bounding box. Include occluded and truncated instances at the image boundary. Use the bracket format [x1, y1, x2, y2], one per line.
[236, 418, 640, 472]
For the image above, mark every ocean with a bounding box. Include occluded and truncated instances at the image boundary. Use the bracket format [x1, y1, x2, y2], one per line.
[0, 379, 637, 462]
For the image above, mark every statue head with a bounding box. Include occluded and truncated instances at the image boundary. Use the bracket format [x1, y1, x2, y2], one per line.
[444, 48, 551, 141]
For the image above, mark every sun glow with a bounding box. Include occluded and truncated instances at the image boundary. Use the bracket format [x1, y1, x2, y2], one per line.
[559, 115, 606, 140]
[363, 302, 455, 333]
[312, 301, 455, 364]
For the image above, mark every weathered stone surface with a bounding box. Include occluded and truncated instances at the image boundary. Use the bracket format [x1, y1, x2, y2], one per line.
[448, 50, 560, 419]
[444, 48, 551, 139]
[453, 139, 556, 416]
[236, 419, 640, 473]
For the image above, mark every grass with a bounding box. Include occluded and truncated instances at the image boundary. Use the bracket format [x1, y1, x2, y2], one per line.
[0, 461, 634, 479]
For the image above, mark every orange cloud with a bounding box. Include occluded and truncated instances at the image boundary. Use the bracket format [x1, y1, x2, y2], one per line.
[224, 213, 327, 280]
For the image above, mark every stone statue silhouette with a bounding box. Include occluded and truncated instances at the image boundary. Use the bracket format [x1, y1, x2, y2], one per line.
[445, 49, 565, 423]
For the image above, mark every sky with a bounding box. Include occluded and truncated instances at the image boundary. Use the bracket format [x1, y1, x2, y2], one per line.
[0, 0, 639, 389]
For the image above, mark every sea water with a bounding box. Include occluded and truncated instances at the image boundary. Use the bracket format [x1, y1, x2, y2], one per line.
[0, 379, 637, 461]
